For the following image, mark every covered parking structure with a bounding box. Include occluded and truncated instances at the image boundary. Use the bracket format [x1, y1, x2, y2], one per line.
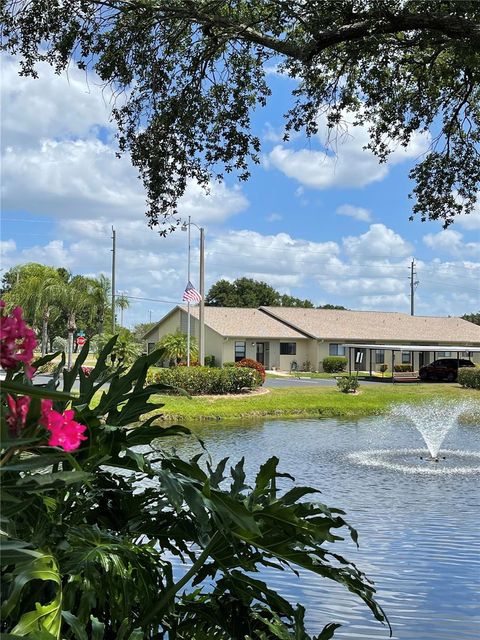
[343, 343, 480, 382]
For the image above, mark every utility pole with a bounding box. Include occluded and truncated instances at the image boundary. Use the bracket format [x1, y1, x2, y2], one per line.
[111, 226, 116, 334]
[410, 258, 419, 316]
[199, 226, 205, 366]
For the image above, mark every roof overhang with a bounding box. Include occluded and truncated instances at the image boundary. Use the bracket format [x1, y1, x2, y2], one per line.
[342, 343, 480, 352]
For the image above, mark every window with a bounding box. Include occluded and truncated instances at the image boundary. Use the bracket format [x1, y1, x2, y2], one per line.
[147, 342, 156, 354]
[234, 341, 246, 362]
[437, 351, 452, 357]
[401, 351, 411, 364]
[375, 349, 385, 364]
[280, 342, 296, 355]
[329, 343, 345, 356]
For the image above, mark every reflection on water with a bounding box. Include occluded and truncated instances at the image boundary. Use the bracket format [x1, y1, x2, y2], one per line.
[151, 415, 480, 640]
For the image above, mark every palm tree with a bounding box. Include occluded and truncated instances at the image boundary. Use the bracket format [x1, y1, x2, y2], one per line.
[157, 331, 198, 365]
[5, 267, 64, 356]
[115, 294, 130, 327]
[49, 276, 97, 369]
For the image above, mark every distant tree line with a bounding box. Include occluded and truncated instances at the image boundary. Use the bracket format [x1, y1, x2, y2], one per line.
[205, 277, 346, 309]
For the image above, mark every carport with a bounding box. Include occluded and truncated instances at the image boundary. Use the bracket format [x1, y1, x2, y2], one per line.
[343, 343, 480, 382]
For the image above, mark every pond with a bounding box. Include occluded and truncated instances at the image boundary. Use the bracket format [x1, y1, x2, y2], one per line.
[157, 412, 480, 640]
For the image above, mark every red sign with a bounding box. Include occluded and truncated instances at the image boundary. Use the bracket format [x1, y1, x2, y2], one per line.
[76, 336, 86, 346]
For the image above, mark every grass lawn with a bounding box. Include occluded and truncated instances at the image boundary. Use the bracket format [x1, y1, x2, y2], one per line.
[145, 383, 479, 424]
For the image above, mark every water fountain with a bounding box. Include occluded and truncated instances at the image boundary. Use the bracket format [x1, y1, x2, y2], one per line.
[348, 399, 480, 475]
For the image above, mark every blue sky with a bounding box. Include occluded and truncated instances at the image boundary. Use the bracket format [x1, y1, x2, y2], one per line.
[1, 53, 479, 328]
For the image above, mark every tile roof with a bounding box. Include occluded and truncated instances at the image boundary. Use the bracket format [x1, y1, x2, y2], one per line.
[180, 306, 307, 339]
[259, 307, 480, 344]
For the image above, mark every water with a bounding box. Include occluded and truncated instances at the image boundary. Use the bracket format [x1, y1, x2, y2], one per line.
[151, 410, 480, 640]
[390, 400, 477, 458]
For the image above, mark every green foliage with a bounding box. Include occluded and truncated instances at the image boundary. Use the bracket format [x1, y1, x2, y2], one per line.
[235, 357, 266, 383]
[337, 375, 360, 394]
[95, 328, 142, 369]
[157, 331, 198, 365]
[458, 366, 480, 389]
[147, 365, 261, 395]
[206, 277, 315, 308]
[2, 2, 478, 227]
[318, 305, 348, 310]
[462, 312, 480, 326]
[223, 361, 236, 368]
[379, 364, 388, 377]
[323, 357, 348, 373]
[204, 354, 216, 367]
[52, 336, 67, 353]
[1, 338, 388, 638]
[394, 364, 414, 372]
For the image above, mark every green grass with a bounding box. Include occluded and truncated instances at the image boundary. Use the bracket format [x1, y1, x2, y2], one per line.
[145, 383, 479, 424]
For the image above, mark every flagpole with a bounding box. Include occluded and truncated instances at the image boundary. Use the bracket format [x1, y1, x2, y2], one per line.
[186, 216, 191, 367]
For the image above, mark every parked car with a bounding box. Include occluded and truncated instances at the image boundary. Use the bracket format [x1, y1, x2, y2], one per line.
[419, 358, 475, 382]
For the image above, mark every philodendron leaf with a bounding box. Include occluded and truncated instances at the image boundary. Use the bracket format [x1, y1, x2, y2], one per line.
[3, 553, 61, 638]
[0, 380, 74, 402]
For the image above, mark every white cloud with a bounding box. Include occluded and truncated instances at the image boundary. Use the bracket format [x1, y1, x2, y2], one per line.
[423, 229, 480, 258]
[343, 224, 413, 259]
[453, 203, 480, 231]
[268, 110, 429, 190]
[336, 204, 372, 223]
[1, 54, 249, 226]
[1, 53, 115, 150]
[266, 213, 283, 222]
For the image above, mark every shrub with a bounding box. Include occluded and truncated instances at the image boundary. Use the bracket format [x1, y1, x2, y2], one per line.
[223, 361, 236, 367]
[337, 375, 360, 393]
[458, 366, 480, 389]
[52, 336, 67, 352]
[379, 364, 388, 376]
[81, 366, 92, 377]
[146, 365, 261, 395]
[394, 364, 413, 372]
[204, 354, 216, 367]
[235, 358, 266, 383]
[36, 361, 58, 374]
[323, 356, 348, 373]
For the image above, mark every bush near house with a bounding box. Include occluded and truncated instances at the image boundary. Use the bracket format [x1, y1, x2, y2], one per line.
[379, 364, 388, 376]
[458, 366, 480, 389]
[146, 366, 262, 394]
[322, 356, 348, 373]
[235, 358, 266, 383]
[393, 364, 414, 372]
[204, 354, 216, 367]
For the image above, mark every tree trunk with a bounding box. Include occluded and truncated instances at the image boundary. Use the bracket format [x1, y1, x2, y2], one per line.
[67, 313, 76, 369]
[41, 308, 50, 357]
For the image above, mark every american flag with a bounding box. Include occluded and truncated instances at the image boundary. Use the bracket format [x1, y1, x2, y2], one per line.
[182, 281, 202, 303]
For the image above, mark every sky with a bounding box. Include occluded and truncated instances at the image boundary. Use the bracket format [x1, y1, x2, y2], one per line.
[1, 52, 479, 329]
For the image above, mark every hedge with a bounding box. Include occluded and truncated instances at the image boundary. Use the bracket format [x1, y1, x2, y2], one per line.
[393, 364, 413, 372]
[322, 356, 347, 373]
[458, 367, 480, 389]
[146, 366, 262, 395]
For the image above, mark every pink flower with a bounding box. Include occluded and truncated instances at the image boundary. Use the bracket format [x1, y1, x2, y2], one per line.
[0, 302, 37, 378]
[40, 400, 88, 452]
[6, 394, 31, 436]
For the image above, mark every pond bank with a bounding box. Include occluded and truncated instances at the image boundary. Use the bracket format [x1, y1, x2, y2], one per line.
[147, 383, 479, 424]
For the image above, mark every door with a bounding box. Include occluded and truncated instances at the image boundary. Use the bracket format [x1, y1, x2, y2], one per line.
[256, 342, 264, 365]
[256, 342, 270, 368]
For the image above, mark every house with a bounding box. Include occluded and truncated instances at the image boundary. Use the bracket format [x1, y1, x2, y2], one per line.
[143, 305, 480, 371]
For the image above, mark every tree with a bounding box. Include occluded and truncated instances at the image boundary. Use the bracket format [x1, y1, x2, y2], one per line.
[115, 294, 130, 327]
[462, 311, 480, 325]
[133, 321, 157, 343]
[318, 304, 348, 310]
[2, 1, 479, 228]
[2, 263, 66, 356]
[206, 277, 316, 307]
[157, 331, 198, 365]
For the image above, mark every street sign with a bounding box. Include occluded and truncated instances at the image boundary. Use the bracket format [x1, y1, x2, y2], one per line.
[76, 336, 86, 346]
